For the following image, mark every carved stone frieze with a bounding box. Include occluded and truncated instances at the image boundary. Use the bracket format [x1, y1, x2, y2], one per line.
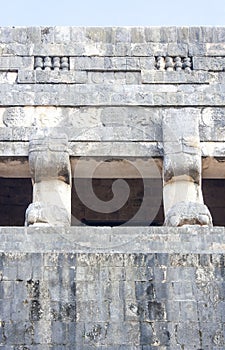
[155, 56, 193, 71]
[34, 56, 70, 71]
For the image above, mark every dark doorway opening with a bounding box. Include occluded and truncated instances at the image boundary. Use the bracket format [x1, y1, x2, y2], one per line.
[0, 178, 32, 226]
[72, 178, 164, 226]
[202, 179, 225, 226]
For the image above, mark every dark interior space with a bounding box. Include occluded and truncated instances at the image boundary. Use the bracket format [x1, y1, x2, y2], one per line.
[202, 179, 225, 226]
[0, 177, 223, 227]
[0, 178, 32, 226]
[72, 178, 164, 226]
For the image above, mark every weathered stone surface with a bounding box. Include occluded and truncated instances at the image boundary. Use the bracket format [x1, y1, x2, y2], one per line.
[164, 201, 213, 226]
[0, 26, 223, 44]
[18, 70, 88, 84]
[25, 201, 70, 226]
[193, 56, 225, 71]
[162, 109, 212, 224]
[29, 133, 71, 183]
[0, 228, 225, 348]
[0, 83, 225, 106]
[0, 226, 224, 252]
[0, 56, 33, 69]
[142, 70, 212, 84]
[0, 26, 225, 349]
[27, 133, 72, 226]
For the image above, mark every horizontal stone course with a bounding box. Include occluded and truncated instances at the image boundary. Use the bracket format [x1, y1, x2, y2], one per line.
[18, 70, 88, 84]
[0, 106, 224, 139]
[0, 26, 225, 44]
[18, 70, 143, 85]
[0, 226, 224, 253]
[0, 82, 224, 106]
[0, 27, 225, 62]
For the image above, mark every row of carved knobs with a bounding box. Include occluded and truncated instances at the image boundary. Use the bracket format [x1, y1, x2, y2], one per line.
[155, 56, 192, 72]
[34, 57, 70, 71]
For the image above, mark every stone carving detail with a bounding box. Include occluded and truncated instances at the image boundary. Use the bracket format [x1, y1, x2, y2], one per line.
[174, 57, 182, 71]
[53, 57, 60, 71]
[182, 57, 192, 72]
[34, 55, 192, 72]
[164, 201, 212, 227]
[43, 56, 52, 71]
[165, 57, 174, 71]
[34, 56, 70, 71]
[60, 57, 69, 71]
[162, 112, 212, 227]
[34, 57, 43, 70]
[25, 202, 70, 226]
[155, 56, 193, 71]
[156, 56, 166, 70]
[25, 132, 71, 227]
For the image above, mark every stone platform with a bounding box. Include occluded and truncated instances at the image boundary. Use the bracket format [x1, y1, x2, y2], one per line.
[0, 227, 225, 349]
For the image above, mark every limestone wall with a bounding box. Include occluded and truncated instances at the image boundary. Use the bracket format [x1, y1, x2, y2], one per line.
[0, 27, 224, 158]
[0, 27, 225, 349]
[0, 227, 225, 349]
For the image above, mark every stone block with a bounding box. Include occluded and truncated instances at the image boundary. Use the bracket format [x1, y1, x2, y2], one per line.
[178, 301, 198, 322]
[142, 70, 211, 84]
[113, 28, 131, 43]
[54, 27, 71, 43]
[130, 44, 151, 57]
[189, 43, 207, 56]
[189, 27, 204, 43]
[86, 27, 112, 43]
[160, 27, 177, 43]
[162, 108, 201, 140]
[0, 56, 33, 70]
[177, 27, 189, 43]
[193, 56, 225, 71]
[213, 27, 225, 42]
[130, 28, 145, 43]
[0, 281, 14, 299]
[206, 43, 225, 56]
[176, 322, 202, 347]
[70, 56, 104, 70]
[17, 70, 36, 83]
[144, 27, 161, 42]
[51, 321, 67, 344]
[139, 322, 154, 345]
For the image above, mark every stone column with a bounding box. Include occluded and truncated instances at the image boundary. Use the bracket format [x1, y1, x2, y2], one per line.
[162, 110, 212, 226]
[25, 132, 71, 226]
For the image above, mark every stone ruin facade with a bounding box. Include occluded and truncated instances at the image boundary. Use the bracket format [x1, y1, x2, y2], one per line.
[0, 26, 225, 349]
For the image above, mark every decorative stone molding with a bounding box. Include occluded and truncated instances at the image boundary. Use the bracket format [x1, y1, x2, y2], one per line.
[155, 56, 193, 71]
[34, 56, 70, 71]
[25, 132, 71, 226]
[34, 55, 193, 72]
